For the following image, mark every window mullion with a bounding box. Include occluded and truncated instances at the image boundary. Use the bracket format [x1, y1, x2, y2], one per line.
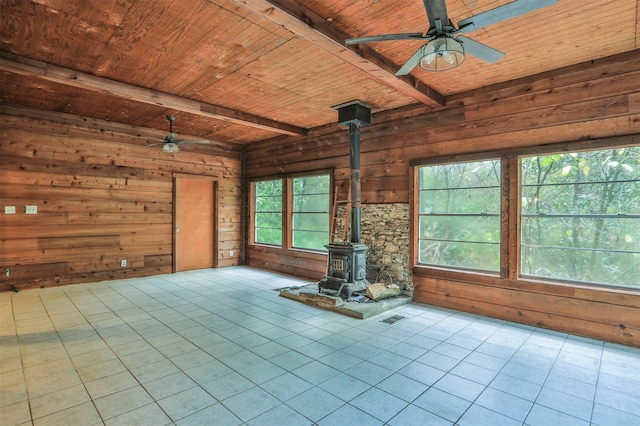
[284, 178, 292, 249]
[249, 182, 257, 246]
[504, 156, 520, 280]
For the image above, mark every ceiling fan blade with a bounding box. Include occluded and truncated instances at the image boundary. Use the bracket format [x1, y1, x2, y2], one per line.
[457, 0, 557, 34]
[395, 45, 426, 76]
[178, 139, 210, 145]
[423, 0, 449, 29]
[346, 33, 427, 45]
[457, 36, 505, 63]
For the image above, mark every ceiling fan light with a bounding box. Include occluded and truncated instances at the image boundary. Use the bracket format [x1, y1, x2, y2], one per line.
[442, 51, 456, 65]
[162, 142, 180, 153]
[421, 52, 437, 66]
[419, 36, 464, 72]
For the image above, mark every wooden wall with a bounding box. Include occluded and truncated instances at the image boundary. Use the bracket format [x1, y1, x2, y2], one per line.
[0, 106, 242, 290]
[244, 50, 640, 346]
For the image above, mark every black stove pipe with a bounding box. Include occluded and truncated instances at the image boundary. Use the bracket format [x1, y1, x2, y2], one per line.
[349, 122, 361, 244]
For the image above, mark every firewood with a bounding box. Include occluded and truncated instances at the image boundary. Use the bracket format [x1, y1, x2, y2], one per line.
[366, 283, 402, 300]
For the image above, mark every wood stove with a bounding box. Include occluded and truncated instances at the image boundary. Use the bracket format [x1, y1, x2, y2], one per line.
[320, 242, 369, 298]
[319, 101, 372, 298]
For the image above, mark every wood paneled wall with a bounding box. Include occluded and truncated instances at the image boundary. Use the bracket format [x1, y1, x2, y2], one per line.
[244, 50, 640, 346]
[0, 107, 242, 290]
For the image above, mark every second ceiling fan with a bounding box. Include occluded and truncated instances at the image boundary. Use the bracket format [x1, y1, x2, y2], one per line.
[156, 115, 211, 153]
[346, 0, 557, 74]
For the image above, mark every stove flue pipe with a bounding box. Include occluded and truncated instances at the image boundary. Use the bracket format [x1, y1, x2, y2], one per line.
[349, 123, 362, 244]
[334, 100, 372, 244]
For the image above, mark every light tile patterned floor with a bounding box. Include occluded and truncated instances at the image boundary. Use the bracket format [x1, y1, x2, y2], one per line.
[1, 266, 639, 425]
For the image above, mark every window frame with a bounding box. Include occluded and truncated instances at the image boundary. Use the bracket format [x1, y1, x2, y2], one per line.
[251, 179, 284, 247]
[411, 140, 639, 292]
[290, 174, 331, 251]
[519, 147, 640, 288]
[249, 170, 333, 254]
[416, 157, 504, 274]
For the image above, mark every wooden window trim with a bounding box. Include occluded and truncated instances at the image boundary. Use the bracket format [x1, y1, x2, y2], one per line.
[248, 181, 257, 247]
[284, 178, 292, 249]
[411, 135, 639, 293]
[250, 179, 284, 248]
[248, 170, 334, 254]
[289, 173, 332, 252]
[415, 158, 502, 274]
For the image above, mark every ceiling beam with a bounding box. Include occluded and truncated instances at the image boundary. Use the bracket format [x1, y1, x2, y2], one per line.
[232, 0, 445, 107]
[0, 52, 308, 136]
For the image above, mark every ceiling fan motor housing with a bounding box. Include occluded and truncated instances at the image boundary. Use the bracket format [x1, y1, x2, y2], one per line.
[419, 36, 465, 71]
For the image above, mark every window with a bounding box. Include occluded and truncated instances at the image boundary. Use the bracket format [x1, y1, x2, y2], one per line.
[292, 175, 330, 251]
[253, 179, 282, 246]
[417, 159, 501, 272]
[414, 145, 639, 290]
[521, 146, 640, 288]
[252, 174, 330, 251]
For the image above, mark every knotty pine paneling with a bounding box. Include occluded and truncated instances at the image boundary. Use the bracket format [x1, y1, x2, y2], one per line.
[0, 109, 242, 290]
[245, 245, 327, 282]
[244, 51, 640, 346]
[412, 273, 640, 347]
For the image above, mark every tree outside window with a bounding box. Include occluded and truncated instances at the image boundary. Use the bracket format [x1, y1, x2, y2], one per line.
[521, 146, 640, 288]
[254, 179, 282, 246]
[253, 174, 330, 251]
[292, 175, 330, 251]
[418, 159, 502, 272]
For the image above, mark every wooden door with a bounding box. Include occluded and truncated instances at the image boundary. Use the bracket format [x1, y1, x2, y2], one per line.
[174, 177, 216, 272]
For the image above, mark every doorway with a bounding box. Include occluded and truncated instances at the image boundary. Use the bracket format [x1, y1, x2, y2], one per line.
[174, 177, 217, 272]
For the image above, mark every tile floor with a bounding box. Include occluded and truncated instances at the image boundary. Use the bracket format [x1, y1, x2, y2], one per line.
[1, 266, 639, 425]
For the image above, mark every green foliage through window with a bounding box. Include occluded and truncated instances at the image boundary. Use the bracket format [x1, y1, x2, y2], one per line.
[254, 180, 282, 246]
[253, 175, 330, 251]
[292, 175, 330, 251]
[418, 160, 501, 272]
[521, 147, 640, 288]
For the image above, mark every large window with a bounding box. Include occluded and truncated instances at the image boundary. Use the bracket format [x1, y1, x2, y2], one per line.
[252, 174, 330, 251]
[292, 175, 330, 250]
[414, 145, 639, 290]
[521, 147, 640, 287]
[253, 179, 283, 246]
[417, 159, 501, 272]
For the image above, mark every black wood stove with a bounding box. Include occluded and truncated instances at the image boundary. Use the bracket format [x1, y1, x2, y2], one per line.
[319, 101, 372, 298]
[321, 241, 369, 298]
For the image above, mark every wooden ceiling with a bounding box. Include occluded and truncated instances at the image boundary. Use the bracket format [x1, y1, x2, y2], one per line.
[1, 0, 639, 146]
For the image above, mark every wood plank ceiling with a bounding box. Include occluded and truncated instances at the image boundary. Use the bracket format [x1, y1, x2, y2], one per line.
[1, 0, 639, 146]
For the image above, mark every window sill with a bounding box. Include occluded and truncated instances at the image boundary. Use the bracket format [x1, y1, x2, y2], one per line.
[412, 265, 640, 299]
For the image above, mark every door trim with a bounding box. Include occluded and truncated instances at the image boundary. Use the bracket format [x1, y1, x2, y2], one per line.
[172, 174, 219, 272]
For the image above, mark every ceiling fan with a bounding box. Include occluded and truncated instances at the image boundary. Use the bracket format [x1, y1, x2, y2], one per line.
[346, 0, 557, 75]
[156, 115, 210, 153]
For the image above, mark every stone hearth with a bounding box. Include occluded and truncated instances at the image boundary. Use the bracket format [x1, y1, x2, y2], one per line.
[279, 284, 411, 319]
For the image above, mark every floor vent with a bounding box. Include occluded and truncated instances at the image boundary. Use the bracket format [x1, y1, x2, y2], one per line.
[380, 315, 407, 324]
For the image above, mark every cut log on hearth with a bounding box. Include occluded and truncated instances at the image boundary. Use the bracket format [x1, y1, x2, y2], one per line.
[366, 283, 402, 300]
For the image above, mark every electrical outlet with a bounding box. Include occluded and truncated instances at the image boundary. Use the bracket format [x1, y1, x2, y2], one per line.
[121, 259, 127, 267]
[24, 205, 38, 214]
[4, 206, 16, 214]
[5, 268, 9, 277]
[229, 250, 234, 257]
